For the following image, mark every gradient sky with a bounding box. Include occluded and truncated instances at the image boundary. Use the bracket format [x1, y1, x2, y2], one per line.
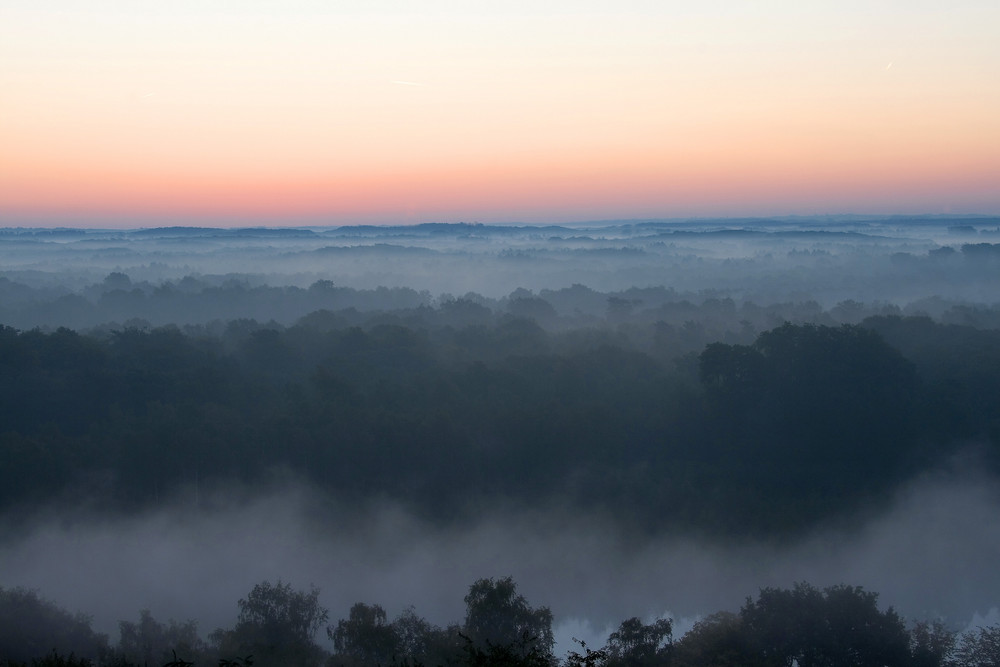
[2, 0, 999, 226]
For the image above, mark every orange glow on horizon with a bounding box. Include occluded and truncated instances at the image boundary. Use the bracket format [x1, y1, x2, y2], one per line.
[2, 2, 998, 225]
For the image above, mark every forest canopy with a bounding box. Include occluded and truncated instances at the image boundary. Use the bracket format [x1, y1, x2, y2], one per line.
[0, 302, 997, 537]
[3, 221, 1000, 665]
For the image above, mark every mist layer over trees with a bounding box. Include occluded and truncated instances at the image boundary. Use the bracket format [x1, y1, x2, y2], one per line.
[1, 216, 999, 664]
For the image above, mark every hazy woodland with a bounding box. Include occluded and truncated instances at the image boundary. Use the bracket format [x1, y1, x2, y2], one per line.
[2, 215, 1000, 665]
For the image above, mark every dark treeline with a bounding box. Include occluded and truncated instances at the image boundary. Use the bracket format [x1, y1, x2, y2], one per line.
[2, 577, 998, 667]
[1, 306, 998, 536]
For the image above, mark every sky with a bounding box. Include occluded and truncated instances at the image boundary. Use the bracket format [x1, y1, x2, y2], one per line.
[1, 1, 999, 227]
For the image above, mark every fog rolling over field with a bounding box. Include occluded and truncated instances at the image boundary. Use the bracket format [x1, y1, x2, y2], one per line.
[2, 216, 1000, 661]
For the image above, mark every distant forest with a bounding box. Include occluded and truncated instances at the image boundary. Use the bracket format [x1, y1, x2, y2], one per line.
[3, 223, 1000, 667]
[1, 280, 998, 537]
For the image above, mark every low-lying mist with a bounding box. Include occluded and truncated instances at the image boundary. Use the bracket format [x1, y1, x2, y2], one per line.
[3, 218, 999, 662]
[2, 454, 997, 652]
[3, 217, 999, 332]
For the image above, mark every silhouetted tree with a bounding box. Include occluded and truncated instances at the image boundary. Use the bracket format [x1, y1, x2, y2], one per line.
[329, 603, 399, 667]
[564, 639, 609, 667]
[463, 578, 554, 660]
[953, 623, 1000, 667]
[116, 609, 208, 667]
[740, 583, 910, 667]
[672, 611, 748, 667]
[605, 617, 672, 667]
[0, 587, 108, 664]
[908, 620, 955, 667]
[212, 580, 328, 667]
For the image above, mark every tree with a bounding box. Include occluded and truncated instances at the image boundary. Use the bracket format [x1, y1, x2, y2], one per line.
[953, 624, 1000, 667]
[818, 584, 910, 667]
[392, 606, 451, 666]
[213, 580, 328, 667]
[673, 612, 748, 667]
[463, 577, 554, 659]
[908, 620, 955, 667]
[117, 609, 208, 666]
[697, 324, 921, 532]
[565, 639, 609, 667]
[329, 603, 400, 667]
[739, 582, 910, 667]
[605, 617, 672, 667]
[0, 586, 108, 663]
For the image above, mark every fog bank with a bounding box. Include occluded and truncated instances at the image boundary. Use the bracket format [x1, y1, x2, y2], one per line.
[1, 456, 997, 652]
